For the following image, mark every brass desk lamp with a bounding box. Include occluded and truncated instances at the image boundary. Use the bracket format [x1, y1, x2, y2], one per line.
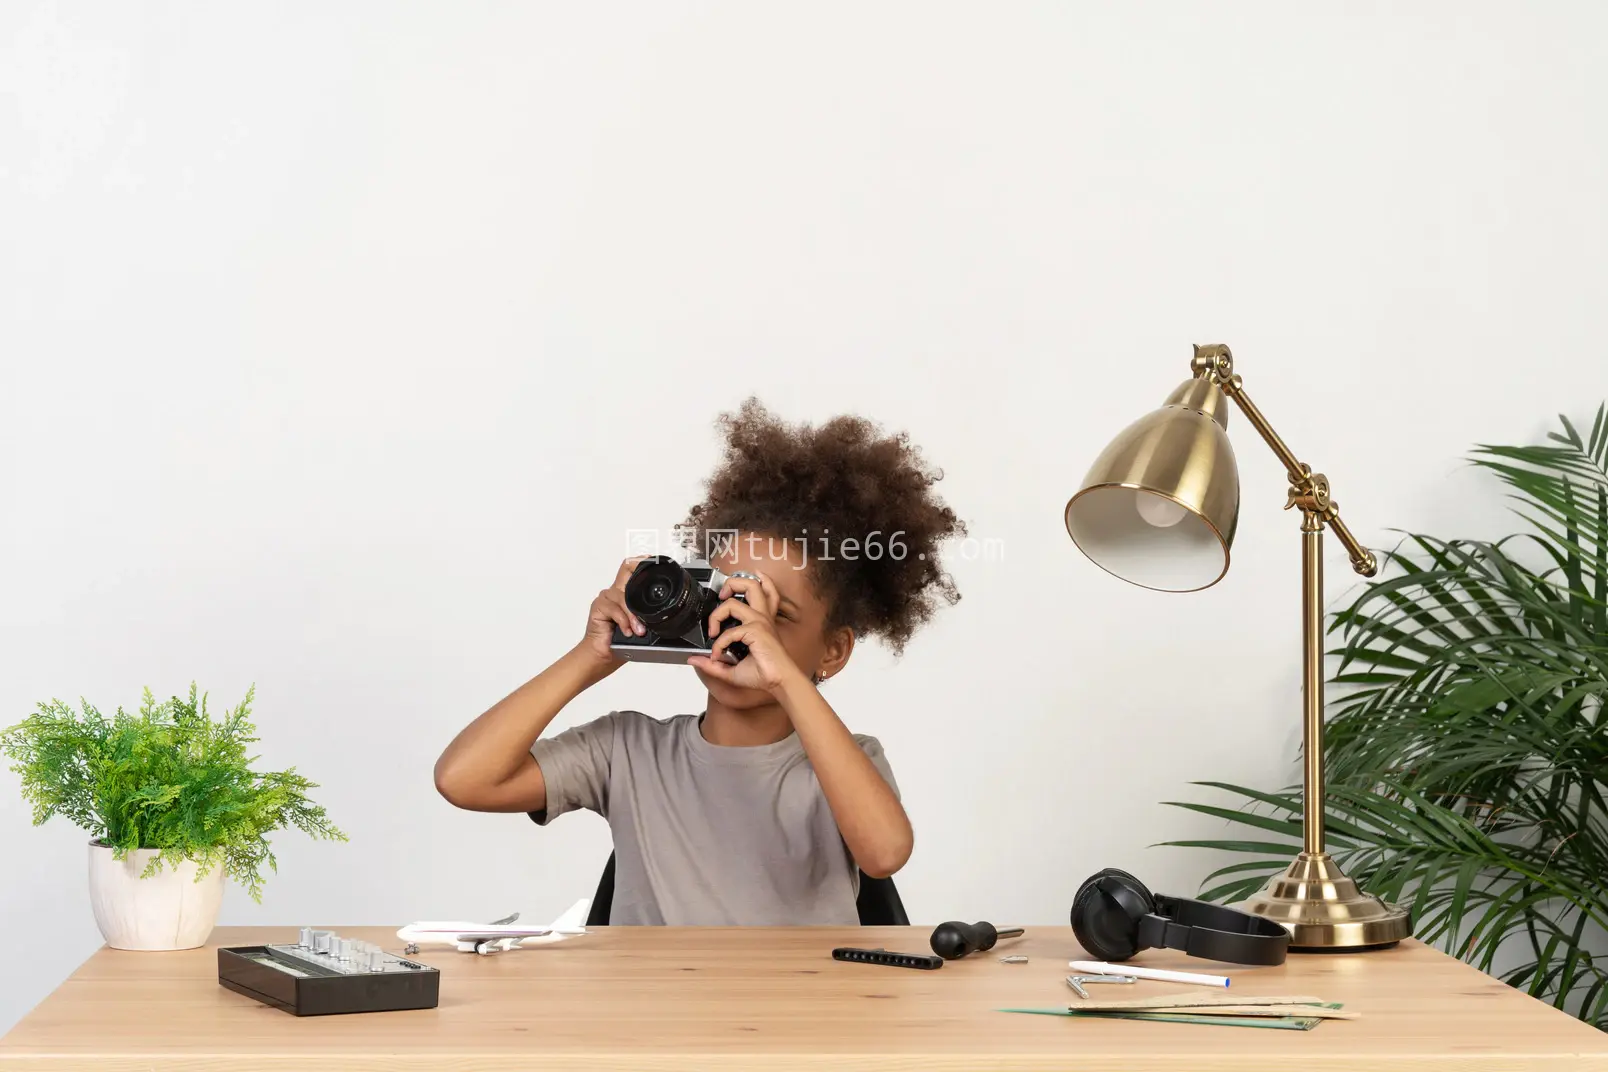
[1063, 343, 1412, 952]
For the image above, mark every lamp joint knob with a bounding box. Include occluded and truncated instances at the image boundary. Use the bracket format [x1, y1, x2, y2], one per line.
[1190, 343, 1235, 383]
[1286, 472, 1332, 518]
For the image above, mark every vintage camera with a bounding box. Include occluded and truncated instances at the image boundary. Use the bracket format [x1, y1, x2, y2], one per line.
[611, 555, 753, 664]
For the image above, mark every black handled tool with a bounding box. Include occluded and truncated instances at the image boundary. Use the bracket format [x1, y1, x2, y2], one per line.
[929, 920, 1024, 960]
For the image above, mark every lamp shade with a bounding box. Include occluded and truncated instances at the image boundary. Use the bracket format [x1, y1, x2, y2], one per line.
[1064, 376, 1241, 592]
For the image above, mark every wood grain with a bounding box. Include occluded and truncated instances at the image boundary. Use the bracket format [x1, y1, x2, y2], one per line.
[2, 925, 1605, 1070]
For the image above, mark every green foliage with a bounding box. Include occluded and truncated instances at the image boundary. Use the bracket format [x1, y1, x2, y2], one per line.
[1161, 403, 1608, 1031]
[1, 683, 346, 902]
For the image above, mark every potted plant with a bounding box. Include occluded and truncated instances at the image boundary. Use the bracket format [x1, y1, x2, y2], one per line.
[1, 683, 345, 951]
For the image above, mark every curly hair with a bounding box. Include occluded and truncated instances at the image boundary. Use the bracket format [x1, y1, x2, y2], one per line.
[681, 398, 965, 656]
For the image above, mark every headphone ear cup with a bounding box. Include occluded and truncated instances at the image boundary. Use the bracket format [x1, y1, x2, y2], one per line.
[1071, 868, 1156, 962]
[1091, 868, 1156, 912]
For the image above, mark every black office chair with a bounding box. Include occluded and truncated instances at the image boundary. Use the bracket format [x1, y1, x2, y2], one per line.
[582, 850, 909, 926]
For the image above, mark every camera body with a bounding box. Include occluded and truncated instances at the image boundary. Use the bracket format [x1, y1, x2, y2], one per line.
[610, 555, 752, 665]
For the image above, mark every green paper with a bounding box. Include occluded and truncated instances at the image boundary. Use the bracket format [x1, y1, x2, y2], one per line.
[998, 1004, 1343, 1031]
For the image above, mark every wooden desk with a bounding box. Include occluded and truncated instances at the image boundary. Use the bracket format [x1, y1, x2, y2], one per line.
[3, 925, 1605, 1070]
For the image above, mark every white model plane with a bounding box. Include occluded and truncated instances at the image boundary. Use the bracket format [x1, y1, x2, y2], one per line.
[396, 897, 591, 955]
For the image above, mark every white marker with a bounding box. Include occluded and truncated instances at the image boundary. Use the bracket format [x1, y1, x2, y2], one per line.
[1068, 960, 1230, 988]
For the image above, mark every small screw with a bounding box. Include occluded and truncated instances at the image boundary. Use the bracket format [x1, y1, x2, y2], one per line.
[403, 942, 419, 955]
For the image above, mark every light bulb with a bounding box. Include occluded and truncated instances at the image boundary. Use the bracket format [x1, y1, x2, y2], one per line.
[1136, 494, 1188, 528]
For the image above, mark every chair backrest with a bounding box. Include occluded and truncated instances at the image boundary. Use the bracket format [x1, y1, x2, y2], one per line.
[586, 851, 617, 927]
[855, 870, 909, 926]
[584, 851, 908, 926]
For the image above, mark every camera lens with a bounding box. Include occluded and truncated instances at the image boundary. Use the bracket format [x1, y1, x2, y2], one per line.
[625, 559, 699, 633]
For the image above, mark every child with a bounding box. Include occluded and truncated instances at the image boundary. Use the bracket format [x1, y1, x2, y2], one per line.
[433, 398, 964, 924]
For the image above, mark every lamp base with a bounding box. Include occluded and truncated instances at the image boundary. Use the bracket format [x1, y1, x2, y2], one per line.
[1237, 852, 1412, 952]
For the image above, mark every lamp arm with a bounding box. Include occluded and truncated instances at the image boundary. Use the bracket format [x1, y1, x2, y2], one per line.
[1191, 344, 1378, 578]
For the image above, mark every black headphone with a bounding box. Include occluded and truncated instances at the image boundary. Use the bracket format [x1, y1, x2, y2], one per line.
[1071, 867, 1289, 966]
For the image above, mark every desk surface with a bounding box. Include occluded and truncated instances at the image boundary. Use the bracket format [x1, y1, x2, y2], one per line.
[3, 925, 1606, 1071]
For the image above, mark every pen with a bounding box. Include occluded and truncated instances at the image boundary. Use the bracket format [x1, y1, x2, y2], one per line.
[1067, 960, 1230, 988]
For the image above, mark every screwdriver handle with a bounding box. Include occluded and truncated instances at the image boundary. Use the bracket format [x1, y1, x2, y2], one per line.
[929, 920, 1025, 959]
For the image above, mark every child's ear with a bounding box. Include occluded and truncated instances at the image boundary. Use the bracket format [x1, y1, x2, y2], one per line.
[819, 626, 855, 680]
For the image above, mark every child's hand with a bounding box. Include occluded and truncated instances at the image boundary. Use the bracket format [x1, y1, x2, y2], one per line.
[686, 571, 802, 694]
[580, 557, 648, 666]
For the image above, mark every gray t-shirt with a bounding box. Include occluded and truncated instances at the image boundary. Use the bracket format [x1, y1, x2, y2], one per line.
[529, 710, 900, 926]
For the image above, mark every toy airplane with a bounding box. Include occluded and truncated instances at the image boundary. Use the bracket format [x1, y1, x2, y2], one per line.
[396, 898, 591, 955]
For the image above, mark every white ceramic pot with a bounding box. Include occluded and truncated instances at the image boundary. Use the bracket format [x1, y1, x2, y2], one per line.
[87, 839, 225, 950]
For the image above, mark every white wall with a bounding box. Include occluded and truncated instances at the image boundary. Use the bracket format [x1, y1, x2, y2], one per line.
[3, 0, 1605, 1033]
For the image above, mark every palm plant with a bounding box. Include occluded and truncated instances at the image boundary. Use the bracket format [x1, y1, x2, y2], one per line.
[1163, 404, 1608, 1030]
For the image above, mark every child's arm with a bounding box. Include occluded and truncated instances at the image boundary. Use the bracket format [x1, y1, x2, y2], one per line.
[775, 675, 914, 879]
[433, 558, 647, 812]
